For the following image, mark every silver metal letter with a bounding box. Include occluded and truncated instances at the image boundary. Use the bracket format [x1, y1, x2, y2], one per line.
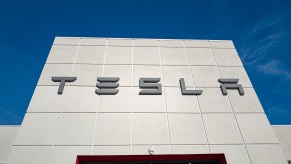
[96, 77, 119, 95]
[218, 78, 244, 95]
[139, 78, 162, 95]
[52, 76, 77, 94]
[179, 78, 203, 95]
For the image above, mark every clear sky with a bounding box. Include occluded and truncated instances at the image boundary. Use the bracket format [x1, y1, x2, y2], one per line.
[0, 0, 290, 125]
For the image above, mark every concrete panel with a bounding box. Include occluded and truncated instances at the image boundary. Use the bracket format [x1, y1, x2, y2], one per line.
[81, 38, 107, 46]
[38, 64, 73, 85]
[133, 65, 161, 86]
[14, 113, 59, 145]
[63, 86, 99, 113]
[236, 114, 278, 144]
[197, 88, 232, 113]
[71, 64, 102, 86]
[0, 126, 19, 163]
[203, 114, 243, 144]
[184, 40, 209, 48]
[27, 86, 66, 113]
[210, 145, 251, 164]
[105, 46, 132, 64]
[171, 145, 210, 154]
[160, 47, 188, 65]
[212, 48, 243, 66]
[247, 144, 287, 164]
[191, 66, 221, 87]
[53, 37, 80, 45]
[165, 87, 200, 113]
[107, 39, 132, 46]
[132, 145, 170, 155]
[54, 113, 95, 145]
[93, 146, 131, 155]
[272, 126, 291, 160]
[187, 48, 216, 66]
[49, 146, 91, 164]
[163, 66, 193, 87]
[134, 39, 158, 47]
[7, 146, 51, 164]
[132, 113, 169, 144]
[103, 65, 132, 86]
[46, 45, 78, 63]
[159, 40, 184, 47]
[209, 40, 235, 49]
[219, 66, 253, 87]
[168, 114, 207, 144]
[228, 88, 264, 113]
[133, 87, 165, 113]
[133, 47, 160, 65]
[94, 113, 131, 145]
[99, 87, 132, 113]
[76, 46, 105, 64]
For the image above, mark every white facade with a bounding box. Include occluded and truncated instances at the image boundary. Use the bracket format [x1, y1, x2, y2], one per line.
[5, 37, 289, 164]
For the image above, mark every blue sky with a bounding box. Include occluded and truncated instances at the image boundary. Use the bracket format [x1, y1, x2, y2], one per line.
[0, 0, 290, 125]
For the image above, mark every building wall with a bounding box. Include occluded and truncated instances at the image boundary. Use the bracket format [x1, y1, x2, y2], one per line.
[7, 37, 288, 164]
[273, 126, 291, 161]
[0, 126, 19, 164]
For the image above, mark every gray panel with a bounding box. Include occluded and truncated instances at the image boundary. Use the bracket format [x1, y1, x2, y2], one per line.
[0, 126, 19, 163]
[197, 88, 232, 113]
[210, 145, 251, 164]
[132, 113, 169, 144]
[203, 114, 243, 144]
[54, 113, 95, 145]
[134, 39, 158, 47]
[38, 64, 74, 86]
[53, 37, 80, 45]
[93, 146, 131, 155]
[165, 87, 200, 113]
[27, 86, 66, 113]
[212, 48, 243, 66]
[236, 114, 278, 144]
[168, 114, 207, 144]
[81, 38, 107, 46]
[163, 66, 193, 87]
[76, 46, 106, 64]
[247, 144, 287, 164]
[46, 45, 78, 63]
[94, 113, 131, 145]
[160, 47, 188, 65]
[159, 40, 184, 47]
[273, 126, 291, 160]
[99, 87, 132, 113]
[187, 48, 216, 65]
[107, 39, 132, 46]
[105, 46, 132, 64]
[49, 146, 91, 164]
[132, 145, 171, 155]
[63, 86, 99, 113]
[103, 65, 132, 86]
[133, 47, 160, 65]
[184, 40, 209, 48]
[14, 113, 59, 145]
[209, 40, 235, 49]
[7, 146, 51, 164]
[71, 64, 102, 86]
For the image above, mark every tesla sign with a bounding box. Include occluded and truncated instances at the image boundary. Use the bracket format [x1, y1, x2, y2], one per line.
[52, 76, 245, 96]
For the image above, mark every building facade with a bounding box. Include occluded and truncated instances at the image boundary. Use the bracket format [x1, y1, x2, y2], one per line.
[4, 37, 290, 164]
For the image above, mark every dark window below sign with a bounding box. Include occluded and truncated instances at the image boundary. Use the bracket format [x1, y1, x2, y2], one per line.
[76, 154, 227, 164]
